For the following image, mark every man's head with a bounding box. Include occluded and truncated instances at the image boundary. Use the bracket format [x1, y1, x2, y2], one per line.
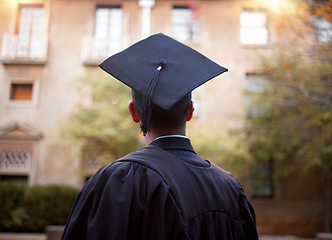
[99, 33, 227, 138]
[129, 89, 193, 135]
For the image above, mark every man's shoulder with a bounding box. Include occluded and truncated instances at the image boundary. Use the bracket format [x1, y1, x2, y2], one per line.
[96, 146, 171, 178]
[115, 146, 176, 169]
[82, 147, 169, 196]
[119, 147, 241, 189]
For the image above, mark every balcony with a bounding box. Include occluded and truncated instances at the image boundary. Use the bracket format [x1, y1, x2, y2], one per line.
[81, 36, 123, 65]
[0, 34, 48, 64]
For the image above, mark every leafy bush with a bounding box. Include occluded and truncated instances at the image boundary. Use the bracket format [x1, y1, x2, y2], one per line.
[0, 183, 78, 232]
[0, 182, 27, 232]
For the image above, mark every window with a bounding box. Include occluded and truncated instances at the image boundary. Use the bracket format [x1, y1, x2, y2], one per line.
[171, 6, 199, 42]
[82, 5, 123, 62]
[16, 5, 45, 58]
[1, 4, 47, 61]
[86, 152, 99, 169]
[95, 5, 122, 40]
[0, 149, 32, 183]
[81, 151, 100, 183]
[6, 79, 40, 108]
[240, 10, 268, 45]
[10, 83, 33, 100]
[0, 122, 42, 184]
[244, 74, 273, 197]
[82, 148, 101, 170]
[251, 160, 273, 198]
[1, 150, 31, 169]
[312, 16, 332, 44]
[244, 73, 266, 116]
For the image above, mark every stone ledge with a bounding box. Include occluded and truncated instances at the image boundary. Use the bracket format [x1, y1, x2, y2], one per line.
[317, 233, 332, 239]
[45, 226, 64, 240]
[0, 233, 46, 240]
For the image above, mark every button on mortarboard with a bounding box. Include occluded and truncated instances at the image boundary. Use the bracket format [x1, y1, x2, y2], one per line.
[99, 33, 228, 132]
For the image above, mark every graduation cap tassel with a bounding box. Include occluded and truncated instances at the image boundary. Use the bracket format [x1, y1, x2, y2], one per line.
[142, 59, 166, 135]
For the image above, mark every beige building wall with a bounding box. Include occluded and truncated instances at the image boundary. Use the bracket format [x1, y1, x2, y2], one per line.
[1, 0, 265, 187]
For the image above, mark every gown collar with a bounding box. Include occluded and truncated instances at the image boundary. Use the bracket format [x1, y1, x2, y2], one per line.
[150, 136, 196, 153]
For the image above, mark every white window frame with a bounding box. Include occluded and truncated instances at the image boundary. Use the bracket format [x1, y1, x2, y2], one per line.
[0, 4, 48, 61]
[171, 6, 200, 43]
[244, 73, 267, 116]
[82, 5, 123, 63]
[17, 5, 45, 58]
[240, 10, 268, 45]
[94, 5, 123, 40]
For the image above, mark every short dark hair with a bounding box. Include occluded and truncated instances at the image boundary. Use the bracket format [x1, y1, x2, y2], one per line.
[132, 89, 192, 135]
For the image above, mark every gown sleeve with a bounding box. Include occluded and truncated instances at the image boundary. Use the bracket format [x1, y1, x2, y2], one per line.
[62, 160, 186, 240]
[238, 187, 259, 240]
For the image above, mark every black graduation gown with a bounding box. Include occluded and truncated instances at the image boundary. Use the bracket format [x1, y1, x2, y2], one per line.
[62, 138, 258, 240]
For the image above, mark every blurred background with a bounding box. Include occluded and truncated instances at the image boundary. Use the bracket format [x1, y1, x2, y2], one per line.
[0, 0, 331, 238]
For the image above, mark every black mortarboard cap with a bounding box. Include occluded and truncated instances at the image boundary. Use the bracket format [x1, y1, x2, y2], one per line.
[99, 33, 228, 133]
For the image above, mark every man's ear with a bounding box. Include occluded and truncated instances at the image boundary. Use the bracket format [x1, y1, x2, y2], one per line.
[186, 101, 194, 122]
[128, 101, 140, 123]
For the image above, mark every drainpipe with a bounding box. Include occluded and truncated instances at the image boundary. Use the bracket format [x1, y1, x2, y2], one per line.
[138, 0, 155, 39]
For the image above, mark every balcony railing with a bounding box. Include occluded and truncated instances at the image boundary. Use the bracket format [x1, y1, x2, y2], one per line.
[0, 34, 48, 63]
[81, 36, 123, 64]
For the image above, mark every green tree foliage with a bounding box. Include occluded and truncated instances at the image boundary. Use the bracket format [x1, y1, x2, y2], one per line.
[24, 185, 78, 232]
[247, 51, 332, 176]
[0, 183, 78, 232]
[188, 121, 251, 171]
[245, 0, 332, 231]
[0, 182, 27, 231]
[59, 69, 142, 167]
[246, 0, 332, 177]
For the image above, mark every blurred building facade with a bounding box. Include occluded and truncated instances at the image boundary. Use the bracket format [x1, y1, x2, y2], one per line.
[0, 0, 328, 235]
